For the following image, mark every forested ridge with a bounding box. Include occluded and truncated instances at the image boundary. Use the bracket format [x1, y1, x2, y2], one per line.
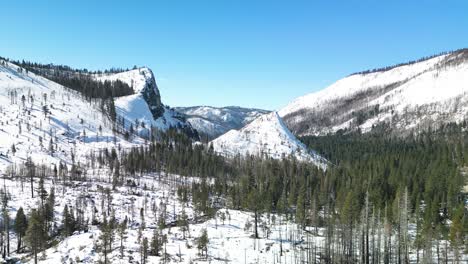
[7, 59, 135, 100]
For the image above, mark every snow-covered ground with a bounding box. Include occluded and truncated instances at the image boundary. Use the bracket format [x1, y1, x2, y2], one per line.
[0, 60, 140, 171]
[211, 112, 327, 168]
[0, 60, 191, 172]
[0, 171, 325, 264]
[175, 106, 269, 139]
[1, 171, 464, 263]
[95, 67, 191, 133]
[279, 49, 468, 136]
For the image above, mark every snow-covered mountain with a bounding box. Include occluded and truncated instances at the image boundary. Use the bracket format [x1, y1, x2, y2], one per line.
[211, 112, 327, 168]
[94, 68, 195, 136]
[279, 49, 468, 136]
[0, 60, 192, 170]
[175, 106, 269, 139]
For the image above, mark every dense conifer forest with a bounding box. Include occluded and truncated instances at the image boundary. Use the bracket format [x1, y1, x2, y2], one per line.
[110, 123, 468, 262]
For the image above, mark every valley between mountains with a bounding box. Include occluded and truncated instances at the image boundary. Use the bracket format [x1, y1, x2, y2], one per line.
[0, 49, 466, 263]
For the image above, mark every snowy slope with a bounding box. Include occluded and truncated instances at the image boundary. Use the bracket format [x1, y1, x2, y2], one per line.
[175, 106, 269, 139]
[0, 171, 337, 264]
[0, 60, 143, 170]
[95, 68, 193, 134]
[279, 49, 468, 136]
[211, 112, 326, 168]
[0, 60, 191, 171]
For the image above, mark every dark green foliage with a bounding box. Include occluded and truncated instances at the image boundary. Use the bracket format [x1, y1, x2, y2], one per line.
[177, 208, 189, 239]
[301, 125, 466, 221]
[9, 59, 134, 100]
[118, 120, 468, 258]
[196, 228, 209, 258]
[142, 237, 149, 264]
[14, 207, 27, 252]
[98, 212, 115, 264]
[150, 229, 162, 256]
[62, 205, 76, 237]
[25, 209, 47, 264]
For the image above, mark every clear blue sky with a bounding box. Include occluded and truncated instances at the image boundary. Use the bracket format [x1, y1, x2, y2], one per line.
[1, 1, 467, 110]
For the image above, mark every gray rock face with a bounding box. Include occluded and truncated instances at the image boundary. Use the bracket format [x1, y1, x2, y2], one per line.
[140, 69, 165, 120]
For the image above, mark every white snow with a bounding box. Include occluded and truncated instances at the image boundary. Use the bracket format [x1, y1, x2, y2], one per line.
[0, 60, 144, 171]
[96, 67, 189, 132]
[211, 112, 327, 168]
[279, 54, 449, 117]
[279, 51, 468, 135]
[0, 61, 188, 172]
[0, 172, 329, 264]
[95, 67, 153, 94]
[2, 171, 462, 264]
[176, 106, 269, 138]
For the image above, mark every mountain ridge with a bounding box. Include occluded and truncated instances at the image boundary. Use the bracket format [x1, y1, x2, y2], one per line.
[280, 48, 468, 136]
[175, 105, 269, 139]
[210, 111, 327, 169]
[0, 59, 195, 170]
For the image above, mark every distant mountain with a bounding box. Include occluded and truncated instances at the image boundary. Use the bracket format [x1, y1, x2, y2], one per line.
[210, 112, 327, 168]
[279, 49, 468, 136]
[175, 106, 269, 139]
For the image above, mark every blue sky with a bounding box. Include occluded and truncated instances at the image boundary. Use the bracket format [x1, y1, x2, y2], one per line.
[1, 1, 467, 110]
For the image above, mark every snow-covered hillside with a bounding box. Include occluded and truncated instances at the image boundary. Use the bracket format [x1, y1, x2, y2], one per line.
[211, 112, 326, 168]
[280, 49, 468, 136]
[175, 106, 269, 139]
[95, 68, 193, 135]
[0, 60, 191, 171]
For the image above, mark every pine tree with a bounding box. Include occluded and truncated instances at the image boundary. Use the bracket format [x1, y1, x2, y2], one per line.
[98, 213, 112, 264]
[150, 229, 161, 256]
[295, 185, 306, 229]
[246, 187, 262, 239]
[48, 138, 54, 154]
[449, 204, 465, 262]
[177, 208, 189, 239]
[25, 209, 47, 264]
[44, 188, 55, 232]
[14, 207, 27, 253]
[11, 144, 16, 156]
[2, 193, 10, 257]
[62, 205, 75, 237]
[63, 205, 69, 235]
[142, 237, 149, 264]
[37, 177, 47, 208]
[140, 207, 145, 230]
[26, 158, 35, 198]
[107, 98, 117, 123]
[197, 228, 209, 258]
[118, 217, 127, 259]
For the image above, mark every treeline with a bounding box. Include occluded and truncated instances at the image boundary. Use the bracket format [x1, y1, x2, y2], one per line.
[4, 123, 466, 262]
[300, 123, 467, 261]
[349, 49, 458, 76]
[8, 59, 135, 100]
[0, 57, 134, 75]
[113, 124, 467, 262]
